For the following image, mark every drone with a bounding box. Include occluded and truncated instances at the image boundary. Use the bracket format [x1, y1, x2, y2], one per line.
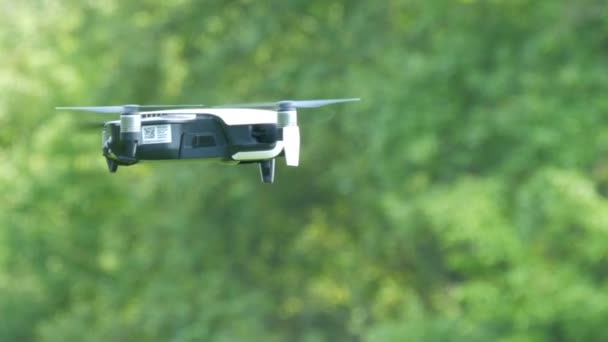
[56, 98, 360, 183]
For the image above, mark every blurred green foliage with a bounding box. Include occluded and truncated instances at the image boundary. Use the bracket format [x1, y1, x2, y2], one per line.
[2, 0, 608, 340]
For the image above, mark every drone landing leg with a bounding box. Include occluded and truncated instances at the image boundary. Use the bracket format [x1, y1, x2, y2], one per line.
[106, 157, 118, 173]
[124, 140, 138, 159]
[259, 159, 275, 183]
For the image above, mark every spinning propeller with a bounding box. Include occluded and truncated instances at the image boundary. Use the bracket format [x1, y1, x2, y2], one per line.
[55, 104, 206, 113]
[218, 98, 360, 166]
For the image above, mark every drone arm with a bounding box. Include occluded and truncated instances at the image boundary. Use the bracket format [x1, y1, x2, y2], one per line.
[277, 109, 300, 166]
[120, 113, 141, 159]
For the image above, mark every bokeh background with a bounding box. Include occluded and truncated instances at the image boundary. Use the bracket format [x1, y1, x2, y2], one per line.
[2, 0, 608, 341]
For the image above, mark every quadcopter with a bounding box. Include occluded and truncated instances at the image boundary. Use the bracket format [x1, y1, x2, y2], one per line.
[56, 98, 360, 183]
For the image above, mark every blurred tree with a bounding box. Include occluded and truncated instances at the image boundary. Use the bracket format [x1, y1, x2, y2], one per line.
[1, 0, 608, 341]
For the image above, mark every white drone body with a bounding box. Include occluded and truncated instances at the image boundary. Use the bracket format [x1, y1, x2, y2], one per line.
[129, 108, 298, 165]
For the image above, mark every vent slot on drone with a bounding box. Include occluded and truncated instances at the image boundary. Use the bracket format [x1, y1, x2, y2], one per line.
[142, 113, 164, 118]
[184, 133, 216, 148]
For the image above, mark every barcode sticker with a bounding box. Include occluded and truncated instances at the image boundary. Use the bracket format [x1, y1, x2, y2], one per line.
[141, 125, 172, 144]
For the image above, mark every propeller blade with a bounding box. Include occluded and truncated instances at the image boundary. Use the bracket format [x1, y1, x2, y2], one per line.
[216, 98, 360, 109]
[289, 98, 361, 108]
[283, 125, 300, 166]
[56, 106, 125, 113]
[56, 104, 205, 114]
